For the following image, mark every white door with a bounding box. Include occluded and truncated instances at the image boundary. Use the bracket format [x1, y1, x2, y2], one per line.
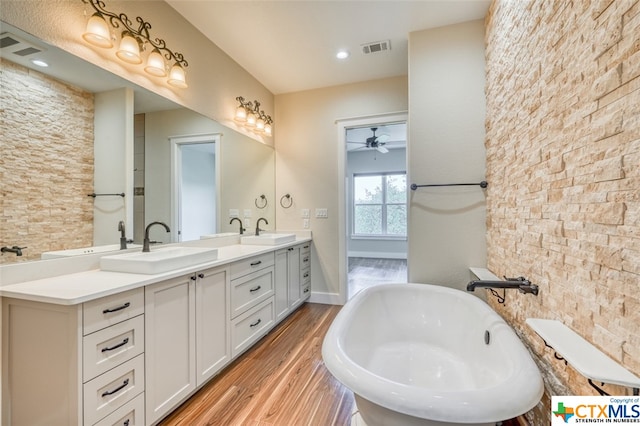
[170, 134, 220, 242]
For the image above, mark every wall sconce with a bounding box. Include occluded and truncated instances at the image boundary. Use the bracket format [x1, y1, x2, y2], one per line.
[235, 96, 273, 136]
[81, 0, 189, 89]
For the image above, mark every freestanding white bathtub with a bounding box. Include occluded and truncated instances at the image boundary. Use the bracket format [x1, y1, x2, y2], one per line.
[322, 283, 543, 426]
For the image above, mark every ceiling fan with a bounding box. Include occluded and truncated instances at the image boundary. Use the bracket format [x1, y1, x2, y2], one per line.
[347, 127, 391, 153]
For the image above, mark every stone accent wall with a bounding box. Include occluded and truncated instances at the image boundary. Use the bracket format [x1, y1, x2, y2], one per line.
[0, 59, 94, 263]
[485, 1, 640, 424]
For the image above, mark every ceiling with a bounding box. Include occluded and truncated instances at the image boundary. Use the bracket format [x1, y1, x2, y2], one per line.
[166, 0, 491, 95]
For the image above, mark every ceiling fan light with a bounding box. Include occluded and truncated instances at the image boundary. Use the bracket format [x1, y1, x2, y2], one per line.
[116, 33, 142, 64]
[144, 49, 167, 77]
[168, 63, 188, 88]
[83, 12, 113, 48]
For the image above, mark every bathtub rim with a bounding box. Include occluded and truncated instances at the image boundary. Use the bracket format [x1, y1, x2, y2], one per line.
[322, 283, 544, 424]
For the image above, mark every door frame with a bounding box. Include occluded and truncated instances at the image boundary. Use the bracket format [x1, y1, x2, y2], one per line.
[169, 133, 221, 242]
[336, 111, 408, 303]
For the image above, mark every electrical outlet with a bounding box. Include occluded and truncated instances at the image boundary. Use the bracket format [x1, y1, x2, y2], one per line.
[303, 218, 310, 229]
[244, 218, 251, 228]
[315, 208, 328, 218]
[229, 209, 239, 217]
[244, 209, 252, 218]
[301, 208, 310, 218]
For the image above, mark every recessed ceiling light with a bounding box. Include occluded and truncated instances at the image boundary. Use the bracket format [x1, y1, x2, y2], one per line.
[336, 50, 349, 60]
[30, 59, 49, 67]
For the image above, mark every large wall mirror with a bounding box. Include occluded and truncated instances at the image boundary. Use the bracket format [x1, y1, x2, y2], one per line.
[0, 21, 275, 264]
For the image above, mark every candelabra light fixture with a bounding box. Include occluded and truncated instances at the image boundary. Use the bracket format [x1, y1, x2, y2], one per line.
[81, 0, 189, 88]
[234, 96, 273, 136]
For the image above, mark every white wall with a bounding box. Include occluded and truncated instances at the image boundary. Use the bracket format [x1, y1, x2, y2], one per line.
[347, 148, 407, 259]
[408, 20, 486, 290]
[275, 77, 408, 302]
[93, 88, 133, 245]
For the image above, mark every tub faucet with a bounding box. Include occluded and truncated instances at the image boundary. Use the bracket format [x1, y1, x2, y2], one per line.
[255, 218, 268, 236]
[466, 276, 539, 295]
[230, 217, 245, 234]
[1, 246, 25, 256]
[143, 221, 171, 252]
[118, 221, 127, 249]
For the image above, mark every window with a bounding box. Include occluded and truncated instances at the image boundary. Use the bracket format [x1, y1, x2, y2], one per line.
[353, 173, 407, 237]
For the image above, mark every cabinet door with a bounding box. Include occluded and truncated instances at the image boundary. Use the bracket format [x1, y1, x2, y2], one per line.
[274, 249, 289, 322]
[196, 266, 230, 386]
[287, 246, 301, 307]
[145, 275, 196, 425]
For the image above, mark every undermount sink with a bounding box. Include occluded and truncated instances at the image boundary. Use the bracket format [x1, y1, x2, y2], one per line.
[241, 233, 296, 245]
[100, 246, 219, 274]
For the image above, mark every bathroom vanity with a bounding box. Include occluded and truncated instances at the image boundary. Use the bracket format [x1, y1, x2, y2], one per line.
[1, 236, 311, 426]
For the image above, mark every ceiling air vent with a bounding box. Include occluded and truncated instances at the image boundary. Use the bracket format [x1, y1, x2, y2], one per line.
[361, 40, 391, 55]
[0, 32, 45, 57]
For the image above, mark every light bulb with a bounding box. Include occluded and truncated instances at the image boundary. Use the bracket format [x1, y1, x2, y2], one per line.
[116, 33, 142, 64]
[264, 123, 272, 136]
[256, 117, 265, 132]
[235, 106, 247, 122]
[246, 111, 256, 128]
[82, 13, 113, 48]
[144, 49, 167, 77]
[167, 63, 188, 88]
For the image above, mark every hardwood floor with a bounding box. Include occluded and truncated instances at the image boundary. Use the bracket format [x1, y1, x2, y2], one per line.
[159, 303, 354, 426]
[348, 257, 407, 297]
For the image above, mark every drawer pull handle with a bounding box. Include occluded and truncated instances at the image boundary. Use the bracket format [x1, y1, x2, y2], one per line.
[198, 273, 205, 279]
[250, 260, 262, 266]
[249, 285, 262, 293]
[101, 337, 130, 353]
[304, 245, 309, 249]
[191, 275, 197, 281]
[250, 318, 262, 328]
[124, 420, 130, 426]
[303, 258, 309, 263]
[101, 378, 130, 397]
[304, 288, 310, 293]
[303, 273, 309, 278]
[288, 247, 294, 251]
[102, 302, 130, 314]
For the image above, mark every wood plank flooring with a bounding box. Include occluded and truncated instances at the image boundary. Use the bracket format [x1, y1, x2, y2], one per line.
[159, 303, 354, 426]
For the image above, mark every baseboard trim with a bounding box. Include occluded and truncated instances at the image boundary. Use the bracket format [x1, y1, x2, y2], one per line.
[309, 292, 342, 305]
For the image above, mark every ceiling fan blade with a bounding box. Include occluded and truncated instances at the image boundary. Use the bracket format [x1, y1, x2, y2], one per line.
[377, 134, 391, 143]
[346, 140, 366, 145]
[376, 146, 389, 154]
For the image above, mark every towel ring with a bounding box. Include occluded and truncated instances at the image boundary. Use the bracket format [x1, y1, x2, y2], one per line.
[255, 194, 267, 209]
[280, 193, 293, 209]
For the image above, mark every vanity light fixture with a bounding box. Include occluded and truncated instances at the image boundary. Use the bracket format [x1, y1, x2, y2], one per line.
[234, 96, 273, 136]
[81, 0, 189, 88]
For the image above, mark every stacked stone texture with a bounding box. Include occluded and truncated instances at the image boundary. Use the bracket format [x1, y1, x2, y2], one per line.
[1, 59, 94, 263]
[486, 0, 640, 424]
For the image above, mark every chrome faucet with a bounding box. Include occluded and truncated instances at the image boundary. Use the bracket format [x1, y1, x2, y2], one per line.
[255, 217, 268, 236]
[143, 221, 170, 252]
[230, 217, 245, 234]
[466, 276, 539, 295]
[118, 220, 127, 250]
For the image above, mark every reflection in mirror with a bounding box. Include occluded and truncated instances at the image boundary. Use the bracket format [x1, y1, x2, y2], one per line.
[0, 21, 275, 264]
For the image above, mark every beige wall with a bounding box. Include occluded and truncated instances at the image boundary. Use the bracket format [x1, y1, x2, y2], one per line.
[0, 59, 94, 263]
[275, 77, 408, 299]
[486, 1, 640, 424]
[407, 20, 487, 290]
[1, 0, 273, 145]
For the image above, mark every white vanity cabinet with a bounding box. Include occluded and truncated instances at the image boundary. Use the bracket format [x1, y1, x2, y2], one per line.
[274, 242, 311, 323]
[229, 252, 276, 357]
[1, 288, 145, 426]
[145, 265, 230, 424]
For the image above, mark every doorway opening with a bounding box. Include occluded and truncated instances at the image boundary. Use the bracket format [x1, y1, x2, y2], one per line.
[337, 114, 408, 302]
[170, 134, 220, 242]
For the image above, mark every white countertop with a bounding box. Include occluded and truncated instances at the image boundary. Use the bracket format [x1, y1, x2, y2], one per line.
[0, 238, 311, 306]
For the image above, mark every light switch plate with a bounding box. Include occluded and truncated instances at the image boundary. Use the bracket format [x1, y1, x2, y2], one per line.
[301, 208, 310, 218]
[315, 208, 328, 218]
[244, 209, 252, 218]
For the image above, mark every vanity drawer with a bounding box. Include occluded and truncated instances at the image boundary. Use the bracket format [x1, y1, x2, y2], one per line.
[300, 252, 311, 269]
[301, 268, 311, 284]
[300, 242, 311, 255]
[231, 297, 274, 357]
[83, 354, 145, 426]
[83, 315, 145, 382]
[231, 267, 274, 318]
[230, 252, 275, 280]
[302, 283, 311, 300]
[93, 392, 144, 426]
[84, 288, 144, 335]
